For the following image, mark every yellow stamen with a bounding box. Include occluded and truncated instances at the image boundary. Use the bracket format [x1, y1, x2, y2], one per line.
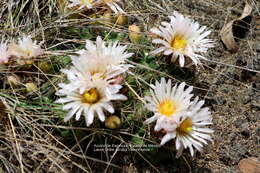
[177, 118, 193, 135]
[158, 100, 176, 117]
[170, 35, 187, 52]
[25, 50, 33, 57]
[82, 88, 100, 104]
[18, 48, 33, 57]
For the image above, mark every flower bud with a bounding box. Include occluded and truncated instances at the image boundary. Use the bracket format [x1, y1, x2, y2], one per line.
[128, 25, 142, 44]
[38, 61, 52, 73]
[105, 115, 121, 129]
[115, 15, 128, 26]
[7, 75, 21, 87]
[102, 11, 114, 24]
[25, 82, 38, 93]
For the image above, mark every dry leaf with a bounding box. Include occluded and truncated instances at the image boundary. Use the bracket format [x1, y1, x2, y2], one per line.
[238, 158, 260, 173]
[220, 1, 253, 53]
[0, 98, 8, 124]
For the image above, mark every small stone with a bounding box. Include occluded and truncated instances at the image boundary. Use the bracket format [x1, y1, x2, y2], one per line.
[241, 129, 250, 138]
[251, 102, 260, 110]
[238, 158, 260, 173]
[226, 71, 234, 79]
[256, 128, 260, 136]
[241, 122, 249, 130]
[243, 96, 251, 104]
[245, 112, 257, 122]
[219, 151, 231, 165]
[240, 122, 250, 138]
[229, 144, 248, 164]
[230, 133, 238, 141]
[252, 82, 259, 89]
[215, 96, 226, 105]
[234, 119, 243, 128]
[236, 56, 247, 66]
[237, 145, 247, 156]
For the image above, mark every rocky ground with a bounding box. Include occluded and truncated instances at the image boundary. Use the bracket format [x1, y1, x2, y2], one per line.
[181, 0, 260, 172]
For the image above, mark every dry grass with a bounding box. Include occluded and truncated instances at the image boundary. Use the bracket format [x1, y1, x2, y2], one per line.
[0, 0, 259, 172]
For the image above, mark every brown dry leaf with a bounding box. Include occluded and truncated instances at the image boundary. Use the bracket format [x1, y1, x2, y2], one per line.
[0, 100, 6, 115]
[220, 1, 253, 53]
[238, 158, 260, 173]
[0, 98, 8, 125]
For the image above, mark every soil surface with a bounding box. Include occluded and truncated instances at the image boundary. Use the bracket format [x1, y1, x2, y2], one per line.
[174, 0, 260, 172]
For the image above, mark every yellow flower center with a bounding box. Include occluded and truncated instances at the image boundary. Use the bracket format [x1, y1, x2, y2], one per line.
[18, 48, 33, 57]
[177, 118, 193, 135]
[25, 50, 33, 57]
[170, 35, 187, 52]
[158, 100, 176, 117]
[82, 88, 100, 104]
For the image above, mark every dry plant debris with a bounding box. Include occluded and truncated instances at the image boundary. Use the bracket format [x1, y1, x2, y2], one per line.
[220, 1, 253, 53]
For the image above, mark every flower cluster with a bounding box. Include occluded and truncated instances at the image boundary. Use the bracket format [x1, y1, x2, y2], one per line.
[68, 0, 124, 14]
[0, 35, 43, 65]
[150, 11, 214, 67]
[146, 12, 214, 156]
[56, 36, 133, 126]
[54, 10, 214, 157]
[144, 78, 213, 157]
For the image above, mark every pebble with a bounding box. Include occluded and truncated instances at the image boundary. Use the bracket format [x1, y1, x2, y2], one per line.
[240, 122, 251, 138]
[238, 158, 260, 173]
[241, 129, 250, 138]
[219, 151, 231, 165]
[234, 118, 244, 128]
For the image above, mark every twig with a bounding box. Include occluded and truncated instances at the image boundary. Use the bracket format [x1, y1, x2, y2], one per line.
[125, 81, 145, 104]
